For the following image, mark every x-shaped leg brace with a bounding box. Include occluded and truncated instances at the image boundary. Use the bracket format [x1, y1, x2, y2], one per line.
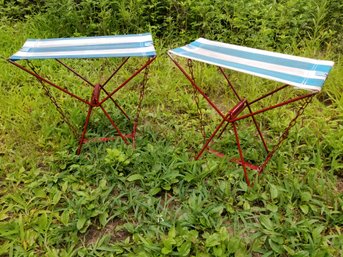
[168, 54, 316, 185]
[8, 56, 156, 154]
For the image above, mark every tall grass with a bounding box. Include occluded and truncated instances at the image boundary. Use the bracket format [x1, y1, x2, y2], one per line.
[1, 0, 343, 51]
[0, 1, 342, 256]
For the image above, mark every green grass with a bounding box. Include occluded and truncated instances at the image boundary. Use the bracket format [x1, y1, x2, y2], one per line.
[1, 22, 343, 257]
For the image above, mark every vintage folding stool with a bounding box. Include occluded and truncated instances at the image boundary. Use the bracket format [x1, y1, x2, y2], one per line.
[168, 38, 334, 185]
[8, 33, 156, 154]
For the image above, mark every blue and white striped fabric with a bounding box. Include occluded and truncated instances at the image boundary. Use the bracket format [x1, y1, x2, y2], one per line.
[169, 38, 334, 91]
[9, 33, 156, 61]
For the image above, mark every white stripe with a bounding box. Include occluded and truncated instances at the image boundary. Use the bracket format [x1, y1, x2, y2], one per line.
[168, 50, 321, 91]
[23, 34, 153, 48]
[14, 46, 155, 58]
[179, 45, 326, 80]
[196, 38, 334, 66]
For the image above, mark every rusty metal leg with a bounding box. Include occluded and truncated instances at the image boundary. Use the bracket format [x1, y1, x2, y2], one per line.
[102, 57, 130, 87]
[8, 60, 91, 105]
[196, 98, 247, 160]
[55, 59, 95, 88]
[216, 120, 231, 140]
[77, 106, 93, 155]
[232, 122, 250, 186]
[168, 53, 225, 119]
[232, 92, 316, 122]
[98, 85, 131, 121]
[218, 67, 242, 102]
[195, 112, 231, 160]
[99, 105, 129, 145]
[99, 57, 156, 105]
[245, 101, 269, 153]
[113, 99, 131, 121]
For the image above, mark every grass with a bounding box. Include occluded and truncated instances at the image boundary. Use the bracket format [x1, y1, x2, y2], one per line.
[0, 22, 343, 256]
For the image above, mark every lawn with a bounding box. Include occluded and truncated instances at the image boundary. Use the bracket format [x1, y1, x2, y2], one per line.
[0, 8, 343, 257]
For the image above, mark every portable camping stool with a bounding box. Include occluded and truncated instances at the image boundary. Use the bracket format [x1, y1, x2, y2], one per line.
[8, 33, 156, 154]
[168, 38, 334, 185]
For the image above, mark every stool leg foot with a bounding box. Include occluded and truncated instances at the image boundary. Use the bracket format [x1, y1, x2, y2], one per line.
[232, 122, 250, 186]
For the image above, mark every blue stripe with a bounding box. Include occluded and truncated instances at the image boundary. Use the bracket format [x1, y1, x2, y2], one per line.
[172, 48, 324, 88]
[25, 33, 152, 43]
[9, 51, 156, 60]
[191, 41, 332, 73]
[22, 42, 152, 53]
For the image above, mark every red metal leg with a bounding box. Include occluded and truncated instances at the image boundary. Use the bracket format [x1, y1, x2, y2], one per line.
[99, 85, 131, 121]
[218, 69, 269, 153]
[218, 67, 242, 101]
[232, 92, 316, 122]
[212, 98, 247, 148]
[77, 106, 93, 155]
[195, 111, 231, 160]
[56, 59, 95, 88]
[99, 105, 129, 145]
[232, 122, 250, 186]
[102, 57, 130, 87]
[99, 57, 156, 105]
[8, 60, 91, 105]
[245, 101, 269, 153]
[249, 84, 290, 105]
[168, 53, 225, 119]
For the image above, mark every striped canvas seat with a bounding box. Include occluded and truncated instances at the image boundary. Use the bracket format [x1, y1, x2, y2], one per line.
[169, 38, 334, 91]
[9, 33, 156, 61]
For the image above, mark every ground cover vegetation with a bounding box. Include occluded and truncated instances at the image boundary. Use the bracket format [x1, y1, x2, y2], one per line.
[0, 0, 342, 256]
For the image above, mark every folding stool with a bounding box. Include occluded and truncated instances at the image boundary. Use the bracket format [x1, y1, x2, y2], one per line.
[168, 38, 334, 185]
[8, 33, 156, 154]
